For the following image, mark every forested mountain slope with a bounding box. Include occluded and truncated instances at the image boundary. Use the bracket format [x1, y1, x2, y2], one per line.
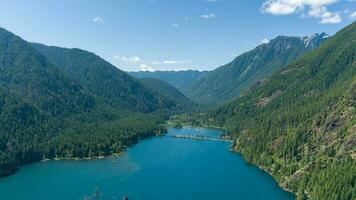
[32, 43, 175, 113]
[129, 70, 208, 92]
[187, 33, 329, 104]
[0, 27, 166, 177]
[0, 28, 96, 117]
[210, 22, 355, 200]
[0, 86, 50, 175]
[139, 78, 195, 112]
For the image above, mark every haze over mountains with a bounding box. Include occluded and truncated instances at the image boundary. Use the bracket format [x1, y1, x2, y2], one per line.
[129, 70, 208, 92]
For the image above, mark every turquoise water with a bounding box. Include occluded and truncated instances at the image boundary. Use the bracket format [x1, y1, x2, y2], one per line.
[0, 127, 294, 200]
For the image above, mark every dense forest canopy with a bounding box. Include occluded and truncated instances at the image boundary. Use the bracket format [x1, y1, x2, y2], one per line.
[32, 43, 181, 113]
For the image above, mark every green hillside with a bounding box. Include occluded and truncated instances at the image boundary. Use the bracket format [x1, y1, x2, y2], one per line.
[0, 27, 166, 177]
[32, 43, 173, 113]
[129, 70, 208, 92]
[0, 28, 96, 117]
[187, 33, 329, 105]
[209, 22, 356, 200]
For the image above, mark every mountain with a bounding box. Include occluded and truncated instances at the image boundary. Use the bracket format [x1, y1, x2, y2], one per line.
[0, 27, 166, 177]
[0, 28, 96, 118]
[129, 70, 209, 92]
[32, 43, 176, 113]
[138, 78, 195, 112]
[186, 33, 329, 104]
[209, 22, 355, 200]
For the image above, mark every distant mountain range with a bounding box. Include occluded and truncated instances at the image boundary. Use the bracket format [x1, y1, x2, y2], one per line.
[132, 33, 329, 105]
[129, 70, 208, 92]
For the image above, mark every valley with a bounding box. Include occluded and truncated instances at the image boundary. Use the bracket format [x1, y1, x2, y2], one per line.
[0, 6, 354, 199]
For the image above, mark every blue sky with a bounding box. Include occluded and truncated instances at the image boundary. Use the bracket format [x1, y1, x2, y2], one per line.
[0, 0, 355, 71]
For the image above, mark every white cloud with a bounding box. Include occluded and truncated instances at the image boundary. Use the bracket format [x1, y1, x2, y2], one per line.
[140, 64, 154, 71]
[185, 16, 189, 21]
[261, 0, 342, 24]
[200, 13, 216, 19]
[261, 38, 270, 44]
[262, 1, 299, 15]
[262, 0, 339, 15]
[349, 11, 356, 18]
[308, 6, 341, 24]
[320, 14, 341, 23]
[171, 23, 179, 27]
[93, 16, 106, 24]
[150, 60, 190, 65]
[114, 55, 141, 63]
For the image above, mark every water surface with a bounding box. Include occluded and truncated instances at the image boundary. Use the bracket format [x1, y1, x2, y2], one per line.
[0, 127, 294, 200]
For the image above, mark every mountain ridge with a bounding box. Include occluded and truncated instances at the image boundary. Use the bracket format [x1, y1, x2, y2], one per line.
[32, 43, 169, 113]
[186, 33, 330, 105]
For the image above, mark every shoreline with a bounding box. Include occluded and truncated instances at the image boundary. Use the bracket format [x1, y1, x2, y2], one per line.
[229, 145, 297, 198]
[181, 120, 297, 198]
[3, 125, 297, 199]
[41, 152, 125, 162]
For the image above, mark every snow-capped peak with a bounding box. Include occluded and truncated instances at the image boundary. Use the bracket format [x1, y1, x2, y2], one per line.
[302, 33, 329, 48]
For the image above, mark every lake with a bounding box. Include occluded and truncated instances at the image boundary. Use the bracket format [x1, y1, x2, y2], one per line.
[0, 127, 295, 200]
